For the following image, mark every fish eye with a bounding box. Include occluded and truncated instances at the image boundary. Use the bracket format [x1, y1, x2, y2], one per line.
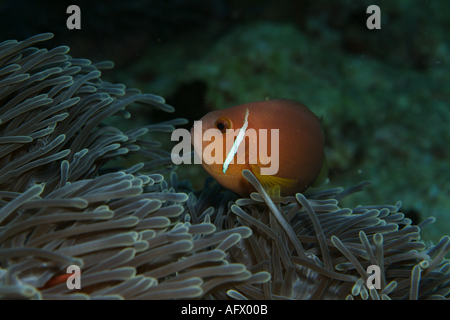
[214, 117, 232, 133]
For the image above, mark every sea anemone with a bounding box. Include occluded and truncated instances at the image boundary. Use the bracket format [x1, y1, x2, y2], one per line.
[0, 33, 449, 300]
[221, 172, 450, 300]
[0, 33, 269, 299]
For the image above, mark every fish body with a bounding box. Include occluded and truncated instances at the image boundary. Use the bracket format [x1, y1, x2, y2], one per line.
[192, 99, 325, 197]
[39, 270, 81, 290]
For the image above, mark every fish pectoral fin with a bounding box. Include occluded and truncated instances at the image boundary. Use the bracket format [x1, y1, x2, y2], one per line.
[250, 164, 298, 196]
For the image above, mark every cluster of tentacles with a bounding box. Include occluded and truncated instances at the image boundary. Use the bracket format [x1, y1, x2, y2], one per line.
[0, 33, 449, 300]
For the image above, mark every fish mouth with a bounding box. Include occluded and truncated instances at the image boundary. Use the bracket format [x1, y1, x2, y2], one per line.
[190, 124, 228, 175]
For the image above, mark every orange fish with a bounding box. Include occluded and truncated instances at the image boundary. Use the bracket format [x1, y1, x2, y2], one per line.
[39, 270, 81, 290]
[192, 99, 327, 197]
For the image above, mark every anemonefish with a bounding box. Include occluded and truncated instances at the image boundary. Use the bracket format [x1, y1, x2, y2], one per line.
[192, 99, 327, 197]
[38, 270, 81, 290]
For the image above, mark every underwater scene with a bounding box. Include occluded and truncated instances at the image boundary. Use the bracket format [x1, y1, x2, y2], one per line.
[0, 0, 449, 300]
